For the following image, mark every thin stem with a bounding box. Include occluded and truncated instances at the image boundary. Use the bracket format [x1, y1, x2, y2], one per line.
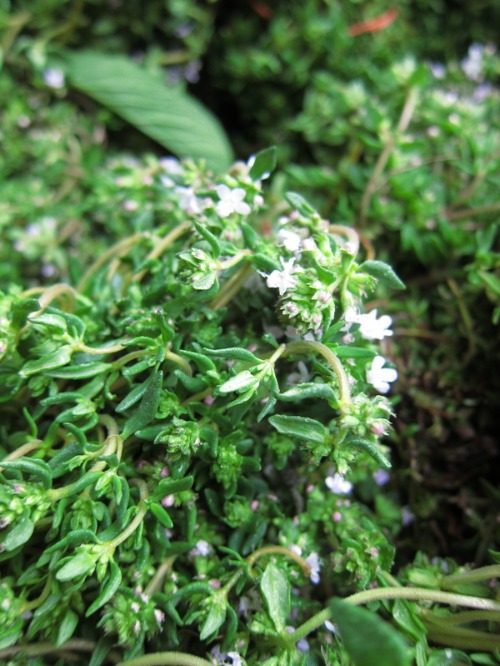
[165, 350, 192, 376]
[246, 545, 312, 578]
[283, 341, 351, 407]
[77, 232, 147, 292]
[441, 564, 500, 589]
[211, 262, 254, 311]
[0, 439, 42, 469]
[132, 221, 191, 284]
[21, 576, 52, 613]
[116, 653, 214, 666]
[445, 201, 500, 221]
[419, 608, 500, 625]
[0, 639, 97, 660]
[74, 341, 126, 355]
[359, 87, 418, 225]
[424, 623, 500, 651]
[329, 225, 360, 256]
[288, 586, 500, 644]
[107, 480, 149, 549]
[145, 557, 177, 597]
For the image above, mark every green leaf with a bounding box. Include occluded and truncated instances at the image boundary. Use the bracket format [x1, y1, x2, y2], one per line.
[28, 313, 68, 335]
[149, 502, 174, 528]
[193, 221, 221, 258]
[344, 438, 391, 469]
[1, 510, 35, 551]
[199, 599, 227, 640]
[122, 369, 163, 439]
[360, 260, 405, 290]
[249, 146, 277, 180]
[334, 346, 377, 360]
[217, 370, 259, 394]
[0, 458, 52, 489]
[329, 599, 410, 666]
[45, 362, 111, 379]
[151, 475, 194, 501]
[56, 609, 79, 646]
[260, 562, 290, 634]
[56, 550, 96, 581]
[20, 346, 73, 377]
[63, 50, 233, 171]
[285, 191, 317, 216]
[204, 346, 261, 363]
[278, 382, 336, 402]
[269, 414, 328, 444]
[86, 559, 122, 616]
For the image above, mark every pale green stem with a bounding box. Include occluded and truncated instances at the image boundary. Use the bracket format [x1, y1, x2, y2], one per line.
[441, 564, 500, 589]
[419, 608, 500, 625]
[218, 250, 252, 271]
[288, 587, 500, 644]
[107, 479, 149, 549]
[329, 224, 360, 255]
[145, 556, 177, 597]
[246, 545, 312, 578]
[77, 232, 147, 292]
[165, 350, 192, 376]
[0, 440, 42, 469]
[133, 221, 192, 284]
[0, 639, 97, 661]
[211, 262, 254, 311]
[116, 653, 213, 666]
[283, 340, 351, 407]
[74, 341, 126, 355]
[20, 576, 52, 613]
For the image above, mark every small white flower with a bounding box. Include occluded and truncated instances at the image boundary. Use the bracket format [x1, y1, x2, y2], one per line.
[211, 645, 244, 666]
[325, 473, 352, 495]
[215, 184, 251, 218]
[461, 43, 484, 81]
[296, 638, 310, 652]
[263, 257, 298, 296]
[324, 620, 336, 633]
[154, 609, 165, 625]
[43, 68, 65, 89]
[277, 229, 301, 253]
[373, 469, 390, 486]
[175, 186, 203, 214]
[367, 356, 398, 393]
[192, 539, 211, 556]
[305, 552, 321, 584]
[160, 157, 183, 174]
[345, 309, 393, 340]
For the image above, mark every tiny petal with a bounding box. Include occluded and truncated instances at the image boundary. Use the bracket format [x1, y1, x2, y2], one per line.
[326, 473, 352, 495]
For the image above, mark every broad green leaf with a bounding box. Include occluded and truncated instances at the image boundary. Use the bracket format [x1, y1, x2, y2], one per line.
[28, 313, 68, 335]
[260, 562, 290, 634]
[249, 146, 277, 180]
[63, 51, 233, 171]
[329, 599, 410, 666]
[1, 510, 35, 551]
[360, 260, 405, 290]
[269, 414, 328, 444]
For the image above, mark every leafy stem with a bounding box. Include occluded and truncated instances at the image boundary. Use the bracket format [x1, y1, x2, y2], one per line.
[106, 479, 149, 549]
[283, 340, 351, 407]
[116, 652, 214, 666]
[287, 586, 500, 645]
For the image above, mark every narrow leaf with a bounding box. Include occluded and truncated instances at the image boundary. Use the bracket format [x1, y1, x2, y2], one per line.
[1, 511, 35, 551]
[204, 347, 261, 363]
[86, 560, 122, 616]
[285, 191, 316, 216]
[122, 369, 163, 439]
[64, 51, 233, 171]
[0, 458, 52, 490]
[20, 346, 73, 377]
[360, 260, 405, 290]
[269, 414, 328, 444]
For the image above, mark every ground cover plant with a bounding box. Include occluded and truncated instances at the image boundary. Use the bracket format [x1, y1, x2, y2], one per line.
[1, 2, 499, 665]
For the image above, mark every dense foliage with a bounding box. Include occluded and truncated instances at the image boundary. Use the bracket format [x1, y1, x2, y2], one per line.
[1, 2, 499, 665]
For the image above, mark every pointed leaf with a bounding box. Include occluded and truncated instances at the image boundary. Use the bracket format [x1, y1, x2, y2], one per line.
[249, 146, 277, 180]
[64, 51, 233, 171]
[269, 415, 328, 444]
[329, 599, 410, 666]
[360, 260, 405, 290]
[260, 562, 290, 634]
